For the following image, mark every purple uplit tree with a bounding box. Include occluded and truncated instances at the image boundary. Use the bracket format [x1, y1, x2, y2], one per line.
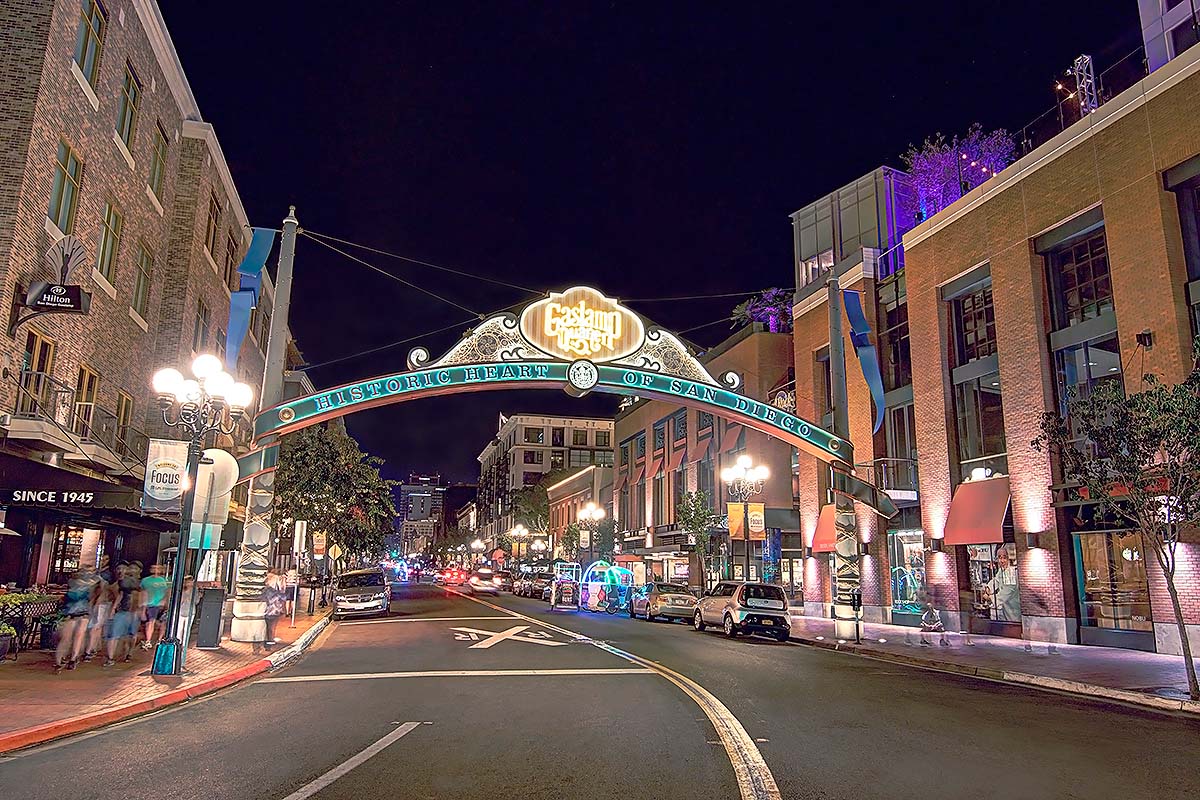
[732, 288, 794, 334]
[902, 123, 1016, 220]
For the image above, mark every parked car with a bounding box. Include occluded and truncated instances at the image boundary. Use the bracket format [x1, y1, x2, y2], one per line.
[467, 568, 499, 595]
[531, 572, 556, 601]
[494, 570, 515, 592]
[332, 568, 390, 620]
[630, 582, 697, 622]
[693, 581, 790, 641]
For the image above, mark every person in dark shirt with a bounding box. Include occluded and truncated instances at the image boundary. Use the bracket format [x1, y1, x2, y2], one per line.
[105, 563, 142, 666]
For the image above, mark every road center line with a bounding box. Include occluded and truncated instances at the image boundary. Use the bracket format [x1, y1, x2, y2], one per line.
[279, 722, 422, 800]
[261, 668, 655, 683]
[449, 589, 782, 800]
[340, 616, 508, 625]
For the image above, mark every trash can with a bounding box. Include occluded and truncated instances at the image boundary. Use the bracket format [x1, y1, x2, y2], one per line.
[196, 587, 225, 649]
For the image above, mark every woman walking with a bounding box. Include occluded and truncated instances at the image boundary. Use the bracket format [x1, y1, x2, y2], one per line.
[263, 568, 287, 646]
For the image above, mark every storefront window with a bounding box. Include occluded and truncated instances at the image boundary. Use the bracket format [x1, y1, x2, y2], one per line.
[49, 526, 84, 585]
[966, 543, 1021, 622]
[1075, 531, 1152, 632]
[888, 530, 926, 615]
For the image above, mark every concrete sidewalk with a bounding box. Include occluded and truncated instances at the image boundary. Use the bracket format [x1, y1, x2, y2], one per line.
[0, 610, 330, 753]
[787, 611, 1200, 715]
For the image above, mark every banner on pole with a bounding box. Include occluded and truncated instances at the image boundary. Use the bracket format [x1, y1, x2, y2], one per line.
[727, 502, 767, 540]
[143, 439, 188, 513]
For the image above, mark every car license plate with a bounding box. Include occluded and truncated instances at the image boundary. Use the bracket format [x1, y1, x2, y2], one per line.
[762, 619, 773, 625]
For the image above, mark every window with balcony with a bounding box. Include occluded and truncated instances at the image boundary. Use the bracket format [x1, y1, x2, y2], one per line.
[18, 330, 56, 417]
[878, 274, 911, 390]
[523, 426, 544, 444]
[115, 64, 141, 148]
[95, 202, 122, 283]
[72, 0, 106, 87]
[73, 364, 99, 438]
[204, 192, 221, 255]
[115, 390, 133, 454]
[132, 243, 152, 317]
[49, 141, 83, 234]
[1047, 228, 1113, 329]
[149, 122, 168, 199]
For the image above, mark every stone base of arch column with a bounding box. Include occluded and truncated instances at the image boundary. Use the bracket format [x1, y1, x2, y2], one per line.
[231, 600, 267, 642]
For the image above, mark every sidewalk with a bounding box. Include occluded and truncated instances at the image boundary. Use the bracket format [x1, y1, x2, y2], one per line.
[787, 611, 1200, 715]
[0, 609, 330, 753]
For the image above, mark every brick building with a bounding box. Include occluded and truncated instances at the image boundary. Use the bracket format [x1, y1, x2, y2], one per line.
[546, 464, 612, 566]
[614, 324, 798, 590]
[792, 38, 1200, 654]
[0, 0, 269, 588]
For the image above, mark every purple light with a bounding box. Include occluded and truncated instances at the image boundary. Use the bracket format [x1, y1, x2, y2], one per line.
[903, 123, 1015, 220]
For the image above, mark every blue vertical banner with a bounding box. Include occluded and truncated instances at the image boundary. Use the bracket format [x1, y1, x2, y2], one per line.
[763, 528, 782, 584]
[842, 289, 886, 434]
[224, 228, 277, 371]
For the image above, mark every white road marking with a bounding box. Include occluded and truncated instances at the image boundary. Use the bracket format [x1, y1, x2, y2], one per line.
[340, 616, 507, 625]
[450, 589, 782, 800]
[261, 668, 654, 683]
[450, 624, 567, 648]
[279, 722, 422, 800]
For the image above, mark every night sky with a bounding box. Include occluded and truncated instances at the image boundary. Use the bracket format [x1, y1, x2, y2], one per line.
[162, 2, 1137, 483]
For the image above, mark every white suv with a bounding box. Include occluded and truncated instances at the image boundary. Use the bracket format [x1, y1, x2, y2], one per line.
[693, 581, 790, 642]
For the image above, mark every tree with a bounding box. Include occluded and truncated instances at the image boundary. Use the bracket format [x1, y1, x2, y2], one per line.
[559, 523, 580, 562]
[732, 288, 794, 334]
[676, 491, 720, 591]
[594, 518, 617, 563]
[274, 424, 398, 568]
[511, 482, 551, 535]
[902, 123, 1016, 220]
[1033, 339, 1200, 700]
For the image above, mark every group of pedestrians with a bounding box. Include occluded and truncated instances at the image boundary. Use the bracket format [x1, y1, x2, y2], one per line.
[53, 557, 196, 673]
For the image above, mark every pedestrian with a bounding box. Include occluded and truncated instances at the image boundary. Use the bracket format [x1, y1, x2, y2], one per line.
[285, 564, 299, 618]
[105, 563, 142, 666]
[920, 597, 949, 647]
[54, 569, 96, 673]
[177, 576, 198, 668]
[85, 555, 114, 661]
[263, 568, 287, 647]
[140, 563, 169, 650]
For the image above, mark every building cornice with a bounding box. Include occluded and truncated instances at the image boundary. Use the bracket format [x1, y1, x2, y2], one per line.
[791, 248, 878, 319]
[182, 120, 251, 237]
[131, 0, 199, 120]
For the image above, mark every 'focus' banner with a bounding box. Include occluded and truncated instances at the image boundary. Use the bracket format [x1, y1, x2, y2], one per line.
[143, 439, 188, 513]
[727, 502, 766, 540]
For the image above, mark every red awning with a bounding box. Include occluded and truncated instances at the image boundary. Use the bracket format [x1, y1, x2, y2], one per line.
[613, 471, 628, 492]
[943, 476, 1011, 545]
[667, 446, 686, 472]
[629, 463, 645, 486]
[719, 423, 743, 452]
[646, 457, 664, 479]
[811, 505, 837, 553]
[688, 436, 711, 464]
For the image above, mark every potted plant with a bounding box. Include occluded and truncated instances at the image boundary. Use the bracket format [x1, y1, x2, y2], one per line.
[39, 609, 64, 650]
[0, 622, 16, 661]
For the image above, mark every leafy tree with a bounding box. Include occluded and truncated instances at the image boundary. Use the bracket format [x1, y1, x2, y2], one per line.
[511, 482, 551, 535]
[274, 424, 397, 568]
[1033, 339, 1200, 700]
[594, 518, 617, 563]
[559, 523, 581, 561]
[732, 288, 794, 334]
[902, 123, 1016, 219]
[676, 491, 720, 591]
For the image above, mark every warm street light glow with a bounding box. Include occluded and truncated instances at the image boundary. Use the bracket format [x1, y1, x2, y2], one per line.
[509, 523, 529, 538]
[577, 501, 606, 523]
[205, 370, 234, 400]
[227, 382, 254, 411]
[191, 353, 223, 380]
[176, 379, 202, 404]
[152, 367, 184, 396]
[470, 538, 485, 551]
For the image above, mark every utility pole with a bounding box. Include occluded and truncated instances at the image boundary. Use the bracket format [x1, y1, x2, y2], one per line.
[231, 207, 299, 642]
[827, 277, 861, 640]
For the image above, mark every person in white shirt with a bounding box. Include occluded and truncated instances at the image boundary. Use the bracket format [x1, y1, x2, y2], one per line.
[984, 546, 1020, 622]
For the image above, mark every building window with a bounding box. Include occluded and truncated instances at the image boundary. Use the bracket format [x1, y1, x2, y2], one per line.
[523, 426, 544, 444]
[522, 471, 541, 486]
[215, 328, 227, 360]
[572, 429, 588, 446]
[1073, 530, 1152, 632]
[966, 543, 1021, 622]
[115, 64, 141, 148]
[193, 299, 210, 352]
[653, 423, 665, 451]
[673, 410, 687, 441]
[878, 274, 911, 390]
[523, 450, 543, 464]
[149, 123, 168, 198]
[115, 390, 133, 454]
[224, 232, 239, 289]
[1047, 228, 1113, 329]
[49, 141, 83, 234]
[619, 487, 631, 532]
[620, 443, 630, 465]
[204, 192, 221, 255]
[132, 243, 152, 317]
[673, 463, 687, 511]
[953, 371, 1007, 481]
[72, 0, 106, 87]
[551, 427, 564, 446]
[1053, 334, 1123, 439]
[699, 411, 713, 431]
[73, 364, 99, 437]
[569, 450, 592, 468]
[652, 472, 669, 526]
[633, 479, 646, 529]
[95, 202, 122, 283]
[49, 526, 85, 586]
[888, 529, 926, 616]
[954, 283, 997, 363]
[697, 455, 716, 510]
[1172, 18, 1199, 58]
[18, 329, 56, 416]
[255, 300, 272, 345]
[550, 450, 565, 470]
[594, 449, 613, 466]
[816, 349, 833, 419]
[596, 430, 610, 447]
[636, 434, 646, 458]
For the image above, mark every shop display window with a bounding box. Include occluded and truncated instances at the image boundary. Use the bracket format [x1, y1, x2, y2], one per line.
[888, 529, 926, 615]
[1075, 531, 1152, 632]
[966, 543, 1021, 622]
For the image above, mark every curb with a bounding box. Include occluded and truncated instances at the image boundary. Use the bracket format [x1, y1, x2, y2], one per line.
[0, 613, 332, 755]
[789, 632, 1200, 716]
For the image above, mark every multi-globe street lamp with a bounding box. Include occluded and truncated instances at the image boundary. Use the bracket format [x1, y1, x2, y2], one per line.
[470, 538, 485, 565]
[150, 354, 254, 675]
[530, 538, 547, 560]
[509, 523, 530, 564]
[720, 454, 768, 580]
[576, 501, 605, 563]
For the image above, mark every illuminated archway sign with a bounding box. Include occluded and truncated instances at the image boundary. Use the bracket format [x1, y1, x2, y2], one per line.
[250, 286, 851, 466]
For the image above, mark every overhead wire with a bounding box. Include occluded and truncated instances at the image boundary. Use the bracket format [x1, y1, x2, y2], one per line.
[626, 289, 794, 303]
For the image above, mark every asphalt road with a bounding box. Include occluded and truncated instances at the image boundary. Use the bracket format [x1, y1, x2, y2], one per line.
[2, 583, 1198, 800]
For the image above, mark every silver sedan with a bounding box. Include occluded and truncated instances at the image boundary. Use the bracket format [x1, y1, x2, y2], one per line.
[629, 582, 697, 622]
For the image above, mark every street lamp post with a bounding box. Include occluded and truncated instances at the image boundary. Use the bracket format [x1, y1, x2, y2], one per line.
[509, 524, 529, 566]
[530, 538, 547, 562]
[720, 455, 768, 581]
[470, 538, 485, 566]
[576, 501, 605, 564]
[151, 354, 254, 676]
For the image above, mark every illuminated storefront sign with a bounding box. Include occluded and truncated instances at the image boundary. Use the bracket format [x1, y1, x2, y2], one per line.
[519, 286, 645, 362]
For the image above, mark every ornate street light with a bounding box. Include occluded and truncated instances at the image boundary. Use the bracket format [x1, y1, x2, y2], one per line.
[576, 501, 605, 562]
[530, 538, 547, 560]
[470, 538, 485, 564]
[721, 454, 768, 580]
[150, 354, 254, 676]
[509, 523, 529, 563]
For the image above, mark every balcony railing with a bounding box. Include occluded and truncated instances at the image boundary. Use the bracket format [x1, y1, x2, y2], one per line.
[857, 457, 920, 498]
[16, 369, 148, 464]
[15, 370, 74, 423]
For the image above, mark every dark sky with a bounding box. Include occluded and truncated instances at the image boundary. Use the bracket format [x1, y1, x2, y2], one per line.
[162, 2, 1138, 483]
